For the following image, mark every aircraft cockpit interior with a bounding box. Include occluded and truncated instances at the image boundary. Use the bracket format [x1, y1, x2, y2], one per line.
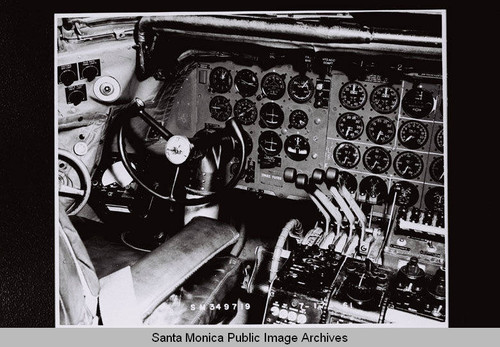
[56, 11, 446, 326]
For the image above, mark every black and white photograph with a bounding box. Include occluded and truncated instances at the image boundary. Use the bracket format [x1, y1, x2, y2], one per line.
[55, 10, 448, 327]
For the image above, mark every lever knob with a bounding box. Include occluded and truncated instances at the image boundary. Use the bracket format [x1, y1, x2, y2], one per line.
[311, 169, 325, 184]
[295, 174, 309, 189]
[283, 167, 297, 183]
[325, 167, 338, 185]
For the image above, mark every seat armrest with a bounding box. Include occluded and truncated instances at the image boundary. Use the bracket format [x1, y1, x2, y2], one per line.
[130, 216, 239, 320]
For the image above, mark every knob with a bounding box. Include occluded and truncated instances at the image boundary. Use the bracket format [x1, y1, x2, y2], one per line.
[295, 174, 309, 189]
[283, 167, 297, 183]
[428, 267, 446, 299]
[68, 90, 85, 106]
[311, 169, 325, 184]
[325, 167, 338, 185]
[60, 69, 77, 86]
[410, 207, 421, 222]
[400, 257, 425, 280]
[81, 65, 98, 81]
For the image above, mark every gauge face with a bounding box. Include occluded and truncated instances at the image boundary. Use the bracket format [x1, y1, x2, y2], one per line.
[359, 176, 388, 203]
[393, 151, 424, 179]
[370, 85, 400, 114]
[366, 116, 396, 145]
[289, 109, 308, 129]
[336, 113, 364, 140]
[339, 82, 367, 110]
[333, 142, 361, 169]
[258, 131, 282, 156]
[394, 181, 419, 207]
[259, 102, 284, 129]
[288, 75, 315, 103]
[402, 87, 435, 118]
[209, 67, 232, 94]
[425, 187, 444, 211]
[261, 72, 286, 100]
[398, 121, 429, 149]
[362, 147, 391, 174]
[234, 98, 257, 125]
[209, 95, 232, 121]
[284, 135, 310, 161]
[338, 171, 358, 194]
[429, 156, 444, 184]
[234, 69, 259, 97]
[435, 127, 444, 151]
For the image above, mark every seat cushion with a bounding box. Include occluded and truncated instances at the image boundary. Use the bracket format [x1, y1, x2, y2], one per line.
[144, 255, 243, 325]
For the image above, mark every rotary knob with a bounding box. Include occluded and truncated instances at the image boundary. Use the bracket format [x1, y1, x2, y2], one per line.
[60, 69, 77, 86]
[81, 65, 99, 81]
[68, 90, 85, 106]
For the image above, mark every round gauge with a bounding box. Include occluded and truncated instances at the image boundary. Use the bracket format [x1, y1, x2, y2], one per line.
[424, 187, 444, 212]
[289, 110, 308, 129]
[429, 156, 444, 184]
[362, 147, 392, 174]
[339, 81, 367, 110]
[366, 116, 396, 145]
[338, 171, 358, 194]
[370, 85, 400, 114]
[402, 86, 435, 118]
[261, 72, 286, 100]
[209, 95, 232, 122]
[209, 66, 232, 94]
[288, 75, 315, 103]
[435, 127, 444, 151]
[284, 135, 310, 161]
[394, 181, 419, 207]
[336, 113, 364, 140]
[333, 142, 361, 169]
[359, 176, 388, 204]
[234, 69, 259, 97]
[234, 98, 257, 125]
[259, 102, 284, 129]
[393, 151, 424, 179]
[398, 121, 429, 149]
[258, 131, 282, 156]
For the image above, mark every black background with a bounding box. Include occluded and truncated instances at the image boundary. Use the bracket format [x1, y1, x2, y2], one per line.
[0, 1, 497, 327]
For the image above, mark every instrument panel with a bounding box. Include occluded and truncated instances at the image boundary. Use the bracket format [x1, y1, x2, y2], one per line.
[164, 59, 444, 209]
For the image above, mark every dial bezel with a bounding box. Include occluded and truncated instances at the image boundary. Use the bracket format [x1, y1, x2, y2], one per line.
[366, 116, 396, 145]
[261, 72, 286, 100]
[259, 102, 284, 129]
[234, 69, 259, 97]
[209, 66, 232, 94]
[234, 98, 258, 125]
[336, 112, 364, 140]
[398, 120, 429, 150]
[288, 75, 315, 103]
[333, 142, 361, 169]
[362, 146, 392, 174]
[393, 151, 424, 179]
[258, 130, 283, 156]
[369, 85, 400, 114]
[209, 95, 232, 122]
[339, 81, 368, 110]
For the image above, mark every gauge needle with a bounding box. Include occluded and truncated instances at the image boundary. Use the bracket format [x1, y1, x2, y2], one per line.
[346, 127, 352, 136]
[376, 131, 383, 140]
[241, 80, 256, 86]
[238, 108, 252, 117]
[404, 135, 413, 142]
[402, 166, 409, 175]
[371, 161, 379, 170]
[212, 106, 221, 110]
[440, 172, 444, 180]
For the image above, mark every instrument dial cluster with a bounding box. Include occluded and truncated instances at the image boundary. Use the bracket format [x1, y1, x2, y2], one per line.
[194, 60, 444, 204]
[326, 72, 444, 210]
[197, 62, 329, 199]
